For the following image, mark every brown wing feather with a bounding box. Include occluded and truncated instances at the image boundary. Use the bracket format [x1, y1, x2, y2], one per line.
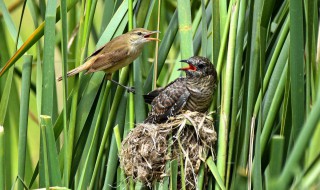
[145, 78, 190, 123]
[85, 34, 130, 73]
[143, 78, 184, 104]
[143, 88, 164, 104]
[83, 44, 105, 63]
[83, 34, 120, 62]
[86, 45, 130, 73]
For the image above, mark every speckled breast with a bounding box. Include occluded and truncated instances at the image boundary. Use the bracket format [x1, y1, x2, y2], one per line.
[185, 75, 216, 112]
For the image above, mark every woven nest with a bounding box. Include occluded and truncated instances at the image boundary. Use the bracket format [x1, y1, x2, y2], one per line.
[119, 111, 217, 188]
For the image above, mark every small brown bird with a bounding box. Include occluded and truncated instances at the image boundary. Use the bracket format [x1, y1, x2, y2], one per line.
[57, 28, 159, 91]
[144, 56, 218, 123]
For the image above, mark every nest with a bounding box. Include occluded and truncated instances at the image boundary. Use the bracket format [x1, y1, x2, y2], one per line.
[119, 111, 217, 188]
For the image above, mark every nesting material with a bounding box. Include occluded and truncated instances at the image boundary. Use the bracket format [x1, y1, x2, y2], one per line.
[119, 111, 217, 188]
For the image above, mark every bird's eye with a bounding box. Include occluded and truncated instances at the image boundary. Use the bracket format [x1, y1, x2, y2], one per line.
[137, 32, 142, 36]
[198, 63, 205, 69]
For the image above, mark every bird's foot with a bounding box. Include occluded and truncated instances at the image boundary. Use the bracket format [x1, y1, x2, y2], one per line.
[126, 86, 136, 94]
[109, 79, 135, 94]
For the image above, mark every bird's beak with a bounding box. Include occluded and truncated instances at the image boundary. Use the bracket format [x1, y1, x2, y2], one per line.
[178, 60, 197, 71]
[144, 31, 160, 41]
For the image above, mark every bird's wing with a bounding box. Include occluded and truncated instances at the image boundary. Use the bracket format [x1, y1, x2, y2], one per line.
[83, 44, 105, 63]
[83, 34, 124, 62]
[143, 78, 184, 104]
[87, 46, 130, 72]
[143, 87, 165, 104]
[147, 79, 190, 122]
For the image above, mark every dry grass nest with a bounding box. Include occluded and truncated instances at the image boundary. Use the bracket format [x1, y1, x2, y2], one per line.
[119, 110, 217, 188]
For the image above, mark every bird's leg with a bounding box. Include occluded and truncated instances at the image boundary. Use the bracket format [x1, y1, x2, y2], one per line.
[109, 79, 135, 94]
[105, 73, 135, 93]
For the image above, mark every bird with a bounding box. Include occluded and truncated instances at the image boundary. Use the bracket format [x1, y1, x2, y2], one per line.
[57, 28, 159, 92]
[144, 56, 218, 124]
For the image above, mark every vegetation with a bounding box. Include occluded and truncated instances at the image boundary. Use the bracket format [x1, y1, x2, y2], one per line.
[0, 0, 319, 189]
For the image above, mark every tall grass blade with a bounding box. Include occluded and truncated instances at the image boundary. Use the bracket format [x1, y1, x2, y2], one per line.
[0, 66, 14, 126]
[152, 0, 161, 89]
[59, 0, 69, 185]
[289, 0, 305, 137]
[253, 19, 290, 117]
[238, 0, 263, 174]
[260, 63, 288, 154]
[197, 163, 205, 190]
[200, 0, 207, 57]
[40, 115, 51, 189]
[227, 0, 246, 186]
[177, 0, 193, 58]
[40, 0, 57, 117]
[265, 136, 284, 189]
[211, 0, 220, 63]
[44, 116, 62, 186]
[206, 157, 226, 190]
[77, 82, 107, 190]
[217, 2, 239, 186]
[102, 96, 127, 189]
[170, 160, 178, 190]
[0, 0, 23, 47]
[17, 55, 32, 190]
[215, 1, 232, 76]
[0, 126, 4, 189]
[0, 0, 24, 129]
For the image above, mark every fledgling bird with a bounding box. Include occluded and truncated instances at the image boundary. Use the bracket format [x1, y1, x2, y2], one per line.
[144, 56, 218, 124]
[57, 28, 159, 91]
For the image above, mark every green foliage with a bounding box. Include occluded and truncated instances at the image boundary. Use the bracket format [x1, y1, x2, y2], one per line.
[0, 0, 319, 189]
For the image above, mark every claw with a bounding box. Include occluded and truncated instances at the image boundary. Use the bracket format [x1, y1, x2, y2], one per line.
[126, 87, 136, 94]
[109, 79, 136, 94]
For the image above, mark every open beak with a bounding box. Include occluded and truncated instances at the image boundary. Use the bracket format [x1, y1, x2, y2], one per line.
[178, 60, 197, 71]
[144, 31, 160, 41]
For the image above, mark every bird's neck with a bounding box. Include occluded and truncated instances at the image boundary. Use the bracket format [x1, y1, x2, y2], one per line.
[186, 75, 215, 88]
[129, 42, 144, 54]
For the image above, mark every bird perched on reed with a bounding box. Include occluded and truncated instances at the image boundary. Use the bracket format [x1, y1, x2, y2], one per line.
[57, 28, 159, 92]
[144, 56, 218, 124]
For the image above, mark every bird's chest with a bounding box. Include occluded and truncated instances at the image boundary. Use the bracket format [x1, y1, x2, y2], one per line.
[185, 76, 215, 112]
[128, 46, 142, 59]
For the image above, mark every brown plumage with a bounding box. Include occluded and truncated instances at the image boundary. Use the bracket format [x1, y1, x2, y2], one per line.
[144, 56, 218, 124]
[57, 28, 159, 90]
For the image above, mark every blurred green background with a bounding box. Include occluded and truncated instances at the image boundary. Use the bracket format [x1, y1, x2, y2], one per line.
[0, 0, 320, 189]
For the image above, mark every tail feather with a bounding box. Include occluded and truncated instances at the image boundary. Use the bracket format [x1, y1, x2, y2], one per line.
[57, 61, 90, 81]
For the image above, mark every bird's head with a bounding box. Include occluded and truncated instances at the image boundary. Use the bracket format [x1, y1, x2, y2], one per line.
[179, 56, 217, 78]
[128, 28, 160, 47]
